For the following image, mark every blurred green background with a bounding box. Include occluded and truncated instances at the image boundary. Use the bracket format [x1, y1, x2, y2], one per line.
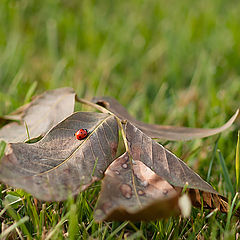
[1, 0, 240, 118]
[1, 0, 240, 238]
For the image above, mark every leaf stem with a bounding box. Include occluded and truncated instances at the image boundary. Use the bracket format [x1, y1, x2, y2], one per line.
[75, 96, 112, 114]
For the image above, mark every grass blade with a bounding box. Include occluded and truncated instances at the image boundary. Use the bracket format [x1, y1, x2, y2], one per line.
[236, 131, 240, 191]
[24, 121, 31, 140]
[45, 212, 69, 240]
[5, 203, 31, 238]
[68, 203, 80, 240]
[0, 141, 6, 158]
[226, 192, 239, 231]
[0, 216, 29, 239]
[218, 150, 235, 196]
[24, 81, 38, 103]
[207, 134, 220, 182]
[106, 221, 129, 240]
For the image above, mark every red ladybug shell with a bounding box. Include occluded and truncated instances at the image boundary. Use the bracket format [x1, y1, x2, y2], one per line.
[75, 129, 88, 140]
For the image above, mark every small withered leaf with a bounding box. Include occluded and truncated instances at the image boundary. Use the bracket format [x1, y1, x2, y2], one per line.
[189, 189, 240, 217]
[0, 87, 76, 143]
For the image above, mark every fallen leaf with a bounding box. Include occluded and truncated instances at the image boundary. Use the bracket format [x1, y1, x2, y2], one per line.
[125, 122, 217, 193]
[95, 122, 231, 222]
[0, 112, 118, 201]
[92, 97, 239, 141]
[94, 153, 181, 221]
[125, 122, 240, 217]
[0, 88, 76, 143]
[1, 93, 238, 220]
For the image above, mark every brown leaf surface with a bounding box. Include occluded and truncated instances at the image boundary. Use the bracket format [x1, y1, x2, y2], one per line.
[0, 112, 118, 201]
[125, 122, 218, 194]
[94, 153, 181, 222]
[0, 88, 76, 143]
[125, 122, 240, 216]
[92, 97, 239, 141]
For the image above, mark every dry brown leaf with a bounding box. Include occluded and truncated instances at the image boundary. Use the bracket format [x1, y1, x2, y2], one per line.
[125, 122, 217, 193]
[92, 96, 239, 141]
[0, 88, 76, 143]
[0, 112, 118, 201]
[95, 122, 230, 221]
[0, 92, 238, 220]
[125, 122, 240, 217]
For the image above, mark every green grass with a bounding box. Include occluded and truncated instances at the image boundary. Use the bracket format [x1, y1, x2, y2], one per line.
[0, 0, 240, 238]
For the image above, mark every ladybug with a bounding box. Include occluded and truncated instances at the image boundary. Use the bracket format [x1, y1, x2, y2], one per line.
[75, 129, 89, 140]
